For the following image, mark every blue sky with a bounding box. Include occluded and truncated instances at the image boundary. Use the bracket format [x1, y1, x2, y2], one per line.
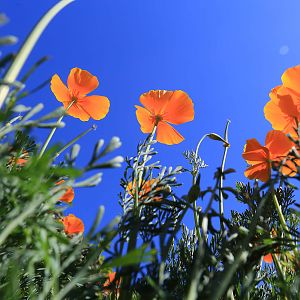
[2, 0, 300, 230]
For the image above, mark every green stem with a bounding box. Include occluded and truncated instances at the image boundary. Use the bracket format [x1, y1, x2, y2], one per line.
[38, 101, 74, 159]
[192, 134, 209, 241]
[192, 201, 201, 241]
[219, 120, 230, 231]
[272, 191, 292, 240]
[272, 254, 288, 300]
[272, 187, 298, 263]
[272, 253, 286, 280]
[38, 114, 64, 159]
[54, 125, 96, 159]
[119, 125, 157, 300]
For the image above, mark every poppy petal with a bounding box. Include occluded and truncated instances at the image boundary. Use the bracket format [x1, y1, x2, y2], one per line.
[50, 74, 70, 103]
[55, 180, 74, 203]
[78, 95, 110, 120]
[281, 65, 300, 96]
[64, 102, 90, 121]
[242, 149, 269, 165]
[264, 99, 298, 137]
[263, 253, 273, 264]
[62, 214, 84, 234]
[60, 187, 74, 203]
[156, 121, 184, 145]
[265, 130, 293, 158]
[281, 159, 298, 177]
[244, 162, 270, 182]
[242, 139, 268, 164]
[135, 105, 154, 133]
[67, 68, 99, 96]
[278, 93, 299, 117]
[140, 90, 174, 115]
[163, 90, 194, 125]
[243, 138, 263, 152]
[269, 86, 282, 104]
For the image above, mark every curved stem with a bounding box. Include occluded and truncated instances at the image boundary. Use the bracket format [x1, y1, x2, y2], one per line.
[219, 120, 230, 231]
[195, 134, 208, 161]
[192, 134, 209, 241]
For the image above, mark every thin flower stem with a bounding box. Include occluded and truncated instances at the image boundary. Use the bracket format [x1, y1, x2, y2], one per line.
[54, 124, 96, 159]
[135, 125, 157, 210]
[119, 125, 157, 300]
[272, 190, 292, 239]
[195, 134, 208, 159]
[272, 187, 298, 261]
[272, 253, 289, 300]
[192, 134, 209, 241]
[38, 101, 75, 159]
[192, 201, 201, 241]
[219, 120, 230, 232]
[272, 253, 286, 280]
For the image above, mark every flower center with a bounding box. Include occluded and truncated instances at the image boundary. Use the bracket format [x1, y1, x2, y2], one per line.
[151, 114, 163, 125]
[70, 94, 78, 103]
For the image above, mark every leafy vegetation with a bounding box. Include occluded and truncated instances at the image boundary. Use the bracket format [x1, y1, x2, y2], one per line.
[0, 2, 299, 299]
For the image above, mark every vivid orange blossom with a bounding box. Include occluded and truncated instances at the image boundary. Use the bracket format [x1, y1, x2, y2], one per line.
[135, 90, 194, 145]
[51, 67, 110, 121]
[242, 130, 294, 182]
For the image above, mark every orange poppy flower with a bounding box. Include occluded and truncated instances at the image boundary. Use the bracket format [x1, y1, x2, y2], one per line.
[103, 272, 121, 288]
[16, 150, 29, 166]
[7, 150, 29, 168]
[242, 130, 293, 182]
[280, 156, 300, 177]
[135, 90, 194, 145]
[264, 65, 300, 138]
[62, 214, 84, 235]
[50, 67, 110, 121]
[263, 253, 273, 264]
[55, 180, 74, 203]
[127, 178, 169, 202]
[263, 229, 278, 264]
[103, 272, 121, 296]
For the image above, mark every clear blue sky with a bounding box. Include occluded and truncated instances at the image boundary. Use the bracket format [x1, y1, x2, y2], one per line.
[2, 0, 300, 230]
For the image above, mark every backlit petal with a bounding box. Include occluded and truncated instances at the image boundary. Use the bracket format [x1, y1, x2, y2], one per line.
[277, 91, 299, 118]
[265, 130, 293, 158]
[281, 65, 300, 96]
[64, 102, 90, 121]
[163, 90, 194, 124]
[55, 180, 74, 203]
[244, 162, 270, 182]
[50, 74, 70, 103]
[156, 121, 184, 145]
[140, 90, 175, 115]
[67, 68, 99, 96]
[78, 95, 110, 120]
[242, 148, 268, 165]
[135, 105, 154, 133]
[243, 138, 263, 152]
[269, 86, 281, 105]
[281, 159, 298, 177]
[242, 138, 268, 164]
[264, 99, 298, 137]
[263, 253, 273, 264]
[62, 214, 84, 234]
